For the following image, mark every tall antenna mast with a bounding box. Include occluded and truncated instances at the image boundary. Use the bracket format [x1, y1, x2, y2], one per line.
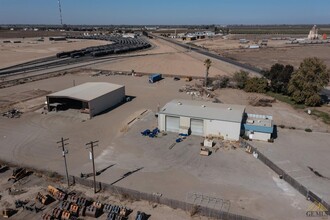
[58, 0, 63, 25]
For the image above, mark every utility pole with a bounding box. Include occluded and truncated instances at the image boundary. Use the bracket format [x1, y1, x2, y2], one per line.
[86, 140, 98, 193]
[57, 0, 63, 26]
[57, 137, 70, 187]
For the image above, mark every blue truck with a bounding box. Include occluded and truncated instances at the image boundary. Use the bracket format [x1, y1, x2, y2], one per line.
[149, 73, 162, 83]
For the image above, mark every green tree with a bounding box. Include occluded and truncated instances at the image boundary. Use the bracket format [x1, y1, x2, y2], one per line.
[244, 77, 268, 93]
[204, 59, 212, 87]
[233, 70, 250, 89]
[262, 63, 294, 94]
[288, 57, 330, 106]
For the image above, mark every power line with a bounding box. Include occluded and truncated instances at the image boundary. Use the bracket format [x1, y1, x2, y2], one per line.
[57, 137, 70, 187]
[86, 140, 99, 193]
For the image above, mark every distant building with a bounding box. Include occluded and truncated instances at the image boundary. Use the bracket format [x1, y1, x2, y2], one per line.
[49, 36, 66, 41]
[308, 25, 319, 40]
[185, 34, 197, 41]
[239, 39, 249, 44]
[122, 33, 136, 38]
[204, 31, 215, 37]
[249, 45, 260, 49]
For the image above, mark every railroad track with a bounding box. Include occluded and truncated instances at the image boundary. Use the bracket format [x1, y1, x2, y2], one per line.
[0, 50, 183, 88]
[0, 35, 152, 76]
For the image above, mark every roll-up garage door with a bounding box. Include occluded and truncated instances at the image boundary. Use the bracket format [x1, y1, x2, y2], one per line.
[166, 116, 180, 132]
[191, 119, 204, 136]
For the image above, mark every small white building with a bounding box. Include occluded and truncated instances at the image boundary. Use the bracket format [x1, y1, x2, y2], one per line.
[158, 100, 246, 141]
[122, 33, 137, 38]
[243, 114, 274, 141]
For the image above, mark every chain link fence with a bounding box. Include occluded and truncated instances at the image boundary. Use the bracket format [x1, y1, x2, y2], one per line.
[69, 176, 257, 220]
[243, 141, 330, 214]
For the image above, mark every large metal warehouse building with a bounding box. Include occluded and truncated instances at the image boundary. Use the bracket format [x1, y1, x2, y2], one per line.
[158, 99, 246, 141]
[46, 82, 125, 118]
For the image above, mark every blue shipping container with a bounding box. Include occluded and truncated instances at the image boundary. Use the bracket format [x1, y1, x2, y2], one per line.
[149, 74, 162, 83]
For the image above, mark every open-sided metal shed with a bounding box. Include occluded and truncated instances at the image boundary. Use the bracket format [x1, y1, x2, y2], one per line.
[46, 82, 125, 118]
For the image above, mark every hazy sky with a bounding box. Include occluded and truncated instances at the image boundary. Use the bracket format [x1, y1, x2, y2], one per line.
[0, 0, 329, 25]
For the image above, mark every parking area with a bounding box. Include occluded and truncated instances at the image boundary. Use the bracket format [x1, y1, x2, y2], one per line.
[251, 129, 330, 207]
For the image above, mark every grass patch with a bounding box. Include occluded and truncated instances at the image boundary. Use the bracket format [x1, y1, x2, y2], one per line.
[266, 92, 305, 109]
[310, 109, 330, 125]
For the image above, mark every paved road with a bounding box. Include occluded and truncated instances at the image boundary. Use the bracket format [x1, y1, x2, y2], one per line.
[154, 34, 262, 75]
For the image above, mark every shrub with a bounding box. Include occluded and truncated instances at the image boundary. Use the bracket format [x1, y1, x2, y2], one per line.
[190, 205, 200, 217]
[233, 70, 249, 89]
[278, 124, 285, 128]
[305, 128, 312, 132]
[244, 77, 268, 93]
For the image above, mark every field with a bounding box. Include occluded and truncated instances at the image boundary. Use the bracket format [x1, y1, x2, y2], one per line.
[192, 35, 330, 70]
[0, 37, 109, 68]
[228, 25, 330, 35]
[85, 37, 250, 77]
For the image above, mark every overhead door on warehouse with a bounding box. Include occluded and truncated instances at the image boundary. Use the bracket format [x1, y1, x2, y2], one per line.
[191, 119, 204, 136]
[166, 116, 180, 132]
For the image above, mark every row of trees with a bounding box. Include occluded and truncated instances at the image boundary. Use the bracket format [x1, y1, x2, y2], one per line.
[208, 57, 330, 106]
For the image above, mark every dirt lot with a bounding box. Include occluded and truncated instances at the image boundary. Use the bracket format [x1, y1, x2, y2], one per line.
[94, 37, 246, 77]
[0, 72, 320, 220]
[0, 167, 209, 220]
[192, 35, 330, 70]
[0, 38, 109, 68]
[0, 30, 78, 39]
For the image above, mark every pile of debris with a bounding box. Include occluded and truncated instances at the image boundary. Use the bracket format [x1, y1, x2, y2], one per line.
[0, 164, 9, 173]
[179, 85, 201, 97]
[91, 70, 135, 77]
[249, 97, 276, 107]
[2, 109, 22, 118]
[8, 167, 28, 183]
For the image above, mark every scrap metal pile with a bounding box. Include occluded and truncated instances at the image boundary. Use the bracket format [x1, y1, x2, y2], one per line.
[2, 108, 22, 118]
[179, 85, 201, 97]
[41, 185, 135, 220]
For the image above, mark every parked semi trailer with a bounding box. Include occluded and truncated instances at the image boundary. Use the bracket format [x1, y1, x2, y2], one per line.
[149, 73, 162, 83]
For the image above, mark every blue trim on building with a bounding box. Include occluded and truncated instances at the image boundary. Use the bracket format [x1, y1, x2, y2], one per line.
[243, 124, 273, 134]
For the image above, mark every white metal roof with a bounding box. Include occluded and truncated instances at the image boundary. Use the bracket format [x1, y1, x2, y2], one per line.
[47, 82, 124, 102]
[160, 99, 245, 123]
